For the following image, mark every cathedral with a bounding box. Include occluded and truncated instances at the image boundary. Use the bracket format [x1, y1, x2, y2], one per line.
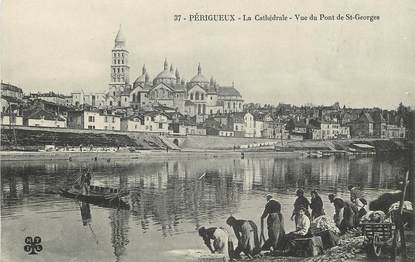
[106, 26, 244, 116]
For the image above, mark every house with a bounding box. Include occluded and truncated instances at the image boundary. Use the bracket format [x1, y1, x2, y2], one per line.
[386, 125, 405, 138]
[30, 92, 67, 106]
[310, 128, 322, 140]
[24, 108, 66, 128]
[262, 112, 276, 138]
[371, 111, 387, 138]
[289, 120, 307, 139]
[1, 82, 23, 99]
[30, 99, 72, 118]
[244, 112, 255, 137]
[68, 110, 121, 130]
[169, 117, 197, 135]
[71, 91, 107, 108]
[243, 112, 265, 138]
[218, 127, 235, 137]
[228, 113, 245, 137]
[1, 113, 23, 126]
[196, 125, 207, 135]
[340, 111, 358, 126]
[64, 95, 73, 107]
[1, 95, 23, 116]
[143, 111, 169, 134]
[320, 121, 340, 139]
[305, 121, 321, 140]
[274, 122, 289, 140]
[205, 118, 222, 136]
[339, 126, 351, 139]
[349, 112, 374, 137]
[120, 114, 145, 132]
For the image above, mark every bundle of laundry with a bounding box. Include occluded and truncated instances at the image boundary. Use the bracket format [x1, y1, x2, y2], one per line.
[360, 211, 386, 223]
[310, 215, 340, 234]
[388, 201, 413, 214]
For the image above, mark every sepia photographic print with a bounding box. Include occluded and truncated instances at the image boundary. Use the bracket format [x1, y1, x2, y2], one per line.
[1, 1, 414, 261]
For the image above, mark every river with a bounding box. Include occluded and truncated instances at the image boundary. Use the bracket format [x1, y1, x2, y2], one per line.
[1, 154, 410, 262]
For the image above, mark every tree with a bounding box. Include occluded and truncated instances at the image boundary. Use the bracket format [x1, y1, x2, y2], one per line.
[396, 102, 414, 140]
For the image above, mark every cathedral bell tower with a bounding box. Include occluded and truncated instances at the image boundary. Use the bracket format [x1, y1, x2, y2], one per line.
[109, 25, 130, 96]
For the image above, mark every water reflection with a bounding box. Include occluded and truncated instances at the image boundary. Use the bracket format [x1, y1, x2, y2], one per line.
[110, 209, 130, 261]
[80, 202, 91, 226]
[1, 154, 410, 262]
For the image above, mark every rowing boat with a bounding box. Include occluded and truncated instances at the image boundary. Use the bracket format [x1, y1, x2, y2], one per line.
[60, 185, 130, 209]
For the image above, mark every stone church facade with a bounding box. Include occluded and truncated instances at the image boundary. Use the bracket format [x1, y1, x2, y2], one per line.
[95, 26, 244, 116]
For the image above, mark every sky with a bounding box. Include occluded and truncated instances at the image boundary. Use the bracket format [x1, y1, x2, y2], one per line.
[1, 0, 414, 109]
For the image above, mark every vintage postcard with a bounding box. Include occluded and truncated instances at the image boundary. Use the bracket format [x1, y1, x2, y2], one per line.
[1, 1, 414, 262]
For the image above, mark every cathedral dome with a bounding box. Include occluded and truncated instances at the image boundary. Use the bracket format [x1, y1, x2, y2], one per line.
[189, 64, 209, 84]
[154, 59, 176, 84]
[155, 70, 176, 80]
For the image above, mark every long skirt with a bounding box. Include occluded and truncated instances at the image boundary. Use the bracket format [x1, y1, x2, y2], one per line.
[239, 221, 260, 255]
[264, 213, 285, 251]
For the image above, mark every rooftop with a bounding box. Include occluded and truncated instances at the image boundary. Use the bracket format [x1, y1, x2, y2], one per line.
[1, 83, 23, 93]
[217, 86, 241, 97]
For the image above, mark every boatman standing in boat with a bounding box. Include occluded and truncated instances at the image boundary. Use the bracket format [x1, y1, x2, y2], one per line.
[260, 194, 285, 252]
[80, 168, 92, 195]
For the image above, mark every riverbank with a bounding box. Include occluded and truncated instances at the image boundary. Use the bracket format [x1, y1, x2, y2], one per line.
[0, 149, 302, 161]
[237, 226, 415, 262]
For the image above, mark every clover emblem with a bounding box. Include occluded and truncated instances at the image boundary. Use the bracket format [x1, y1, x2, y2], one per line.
[24, 236, 42, 255]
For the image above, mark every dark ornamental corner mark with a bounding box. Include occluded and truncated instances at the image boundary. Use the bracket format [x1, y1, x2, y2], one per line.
[24, 236, 43, 255]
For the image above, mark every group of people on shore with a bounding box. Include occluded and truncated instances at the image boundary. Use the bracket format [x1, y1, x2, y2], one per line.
[198, 186, 367, 260]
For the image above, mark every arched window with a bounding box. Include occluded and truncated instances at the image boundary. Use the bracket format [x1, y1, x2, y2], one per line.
[201, 93, 204, 100]
[190, 93, 193, 100]
[195, 92, 199, 100]
[132, 93, 136, 102]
